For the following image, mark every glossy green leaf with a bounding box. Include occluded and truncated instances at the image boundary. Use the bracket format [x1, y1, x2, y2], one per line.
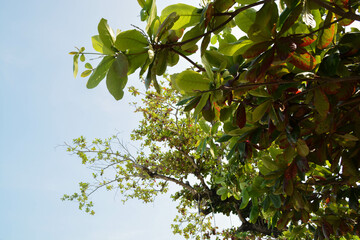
[235, 8, 256, 33]
[98, 18, 116, 49]
[175, 70, 210, 92]
[115, 30, 148, 52]
[91, 35, 114, 55]
[194, 93, 210, 116]
[127, 53, 148, 75]
[86, 56, 115, 89]
[160, 4, 200, 30]
[239, 188, 250, 209]
[106, 53, 129, 100]
[252, 100, 271, 122]
[218, 40, 253, 56]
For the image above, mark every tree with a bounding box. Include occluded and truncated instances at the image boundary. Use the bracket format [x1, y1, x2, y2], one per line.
[65, 0, 360, 239]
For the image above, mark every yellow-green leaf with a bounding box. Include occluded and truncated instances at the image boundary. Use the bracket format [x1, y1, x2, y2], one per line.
[175, 70, 210, 92]
[296, 139, 309, 157]
[314, 88, 329, 118]
[252, 100, 271, 122]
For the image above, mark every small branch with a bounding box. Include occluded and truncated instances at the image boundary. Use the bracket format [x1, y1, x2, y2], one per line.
[170, 48, 205, 72]
[165, 0, 269, 49]
[309, 0, 360, 21]
[303, 17, 344, 38]
[198, 75, 360, 94]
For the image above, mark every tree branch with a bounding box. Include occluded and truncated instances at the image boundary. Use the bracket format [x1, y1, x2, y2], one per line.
[309, 0, 360, 21]
[170, 48, 206, 72]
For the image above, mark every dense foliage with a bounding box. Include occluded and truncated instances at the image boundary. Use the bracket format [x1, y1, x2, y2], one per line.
[65, 0, 360, 238]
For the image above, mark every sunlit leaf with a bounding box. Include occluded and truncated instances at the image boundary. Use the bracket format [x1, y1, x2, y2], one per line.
[160, 4, 200, 30]
[175, 70, 210, 92]
[86, 56, 115, 89]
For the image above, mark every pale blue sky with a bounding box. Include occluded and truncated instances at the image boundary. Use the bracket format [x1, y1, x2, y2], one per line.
[0, 0, 198, 239]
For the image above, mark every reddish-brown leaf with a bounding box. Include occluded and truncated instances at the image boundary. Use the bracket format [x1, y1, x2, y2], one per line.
[289, 48, 317, 70]
[243, 41, 272, 58]
[284, 162, 298, 180]
[235, 102, 246, 129]
[297, 35, 317, 47]
[317, 13, 336, 49]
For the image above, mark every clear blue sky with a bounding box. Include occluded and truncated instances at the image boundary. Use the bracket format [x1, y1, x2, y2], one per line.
[0, 0, 200, 239]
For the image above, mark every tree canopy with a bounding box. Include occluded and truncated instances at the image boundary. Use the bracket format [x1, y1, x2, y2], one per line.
[65, 0, 360, 239]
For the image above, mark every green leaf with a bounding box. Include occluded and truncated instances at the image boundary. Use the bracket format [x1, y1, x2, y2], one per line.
[269, 194, 281, 209]
[98, 18, 116, 49]
[115, 30, 148, 52]
[216, 186, 228, 196]
[85, 63, 93, 69]
[314, 88, 329, 118]
[181, 24, 204, 51]
[278, 2, 303, 36]
[218, 40, 253, 56]
[127, 53, 148, 75]
[228, 126, 257, 137]
[86, 56, 115, 89]
[240, 188, 250, 209]
[160, 4, 200, 30]
[175, 70, 210, 92]
[91, 35, 114, 55]
[194, 93, 210, 116]
[249, 205, 259, 223]
[106, 53, 129, 100]
[236, 0, 258, 4]
[216, 134, 232, 142]
[317, 13, 336, 49]
[248, 88, 271, 98]
[81, 70, 92, 78]
[252, 100, 271, 122]
[155, 12, 179, 42]
[296, 139, 309, 157]
[73, 54, 79, 78]
[146, 0, 157, 34]
[199, 119, 210, 134]
[80, 54, 85, 62]
[248, 1, 278, 42]
[235, 8, 256, 33]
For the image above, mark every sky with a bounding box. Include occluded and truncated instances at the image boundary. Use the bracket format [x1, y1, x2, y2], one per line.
[1, 1, 359, 240]
[0, 0, 237, 239]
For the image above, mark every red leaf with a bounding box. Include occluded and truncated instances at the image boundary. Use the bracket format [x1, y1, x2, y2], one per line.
[297, 35, 317, 47]
[289, 48, 317, 70]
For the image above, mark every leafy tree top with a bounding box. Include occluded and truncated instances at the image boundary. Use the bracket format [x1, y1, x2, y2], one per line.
[66, 0, 360, 239]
